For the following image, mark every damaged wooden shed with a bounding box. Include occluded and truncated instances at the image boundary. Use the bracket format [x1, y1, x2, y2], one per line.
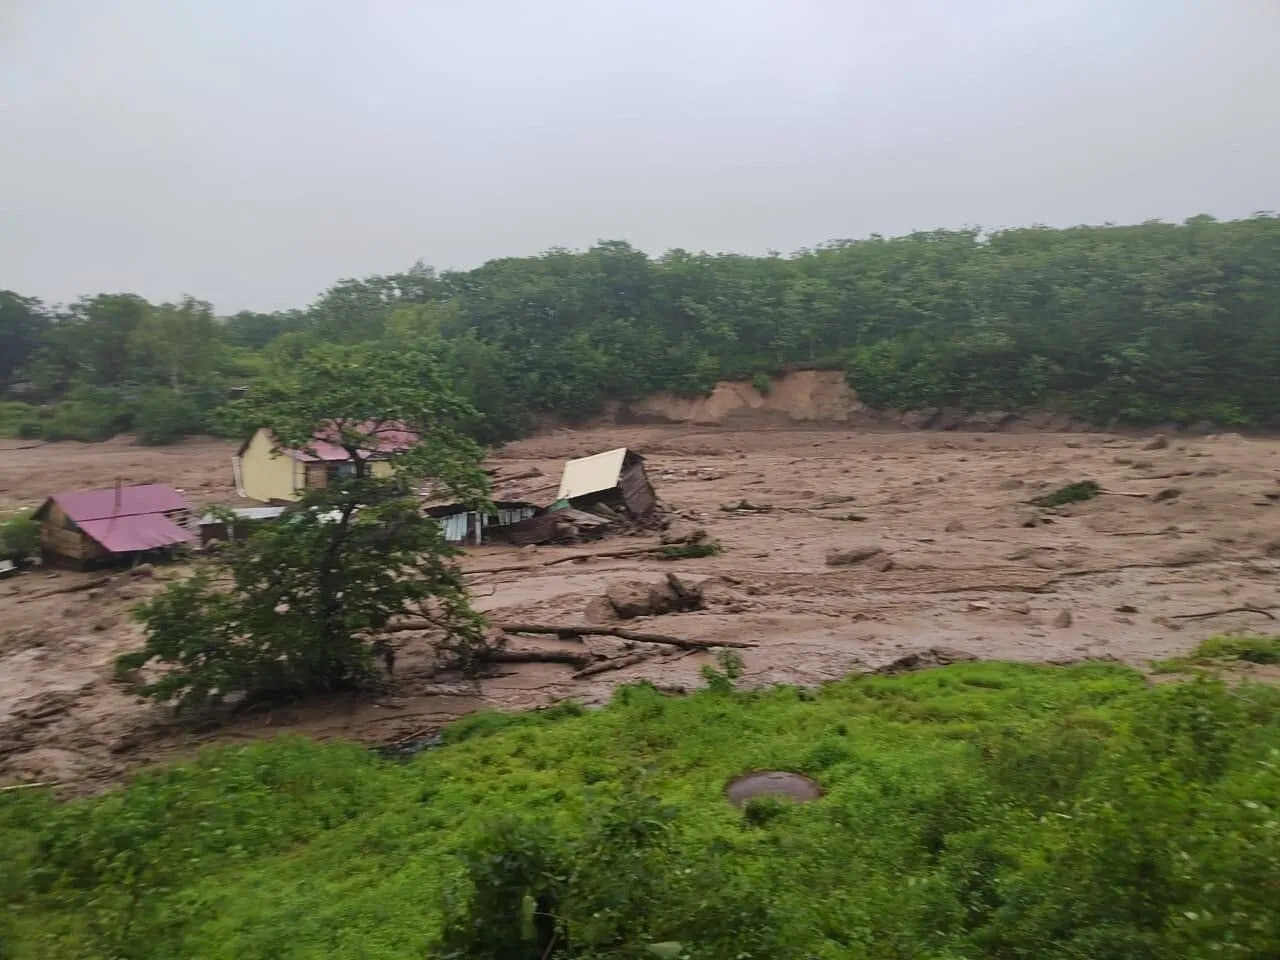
[420, 468, 553, 545]
[556, 447, 658, 524]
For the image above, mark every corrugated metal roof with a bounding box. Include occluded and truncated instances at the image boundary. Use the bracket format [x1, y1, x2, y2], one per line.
[256, 421, 417, 463]
[198, 506, 287, 524]
[51, 484, 189, 522]
[78, 513, 194, 553]
[557, 448, 629, 500]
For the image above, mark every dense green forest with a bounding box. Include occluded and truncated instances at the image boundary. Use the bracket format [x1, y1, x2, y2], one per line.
[3, 214, 1279, 444]
[4, 660, 1279, 958]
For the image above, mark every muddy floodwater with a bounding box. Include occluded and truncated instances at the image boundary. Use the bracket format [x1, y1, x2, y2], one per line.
[3, 423, 1280, 789]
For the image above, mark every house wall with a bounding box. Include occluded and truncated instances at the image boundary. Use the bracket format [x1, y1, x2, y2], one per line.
[619, 461, 658, 521]
[433, 506, 537, 545]
[38, 503, 103, 563]
[240, 428, 304, 502]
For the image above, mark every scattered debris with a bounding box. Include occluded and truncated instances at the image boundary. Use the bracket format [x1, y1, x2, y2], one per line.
[1169, 606, 1276, 622]
[571, 649, 661, 679]
[493, 622, 756, 651]
[16, 576, 111, 604]
[720, 499, 773, 513]
[1115, 604, 1139, 614]
[604, 575, 704, 619]
[1053, 610, 1074, 628]
[660, 524, 707, 546]
[1153, 487, 1182, 503]
[1019, 512, 1053, 528]
[1143, 434, 1170, 451]
[944, 519, 965, 533]
[824, 545, 884, 567]
[875, 647, 978, 674]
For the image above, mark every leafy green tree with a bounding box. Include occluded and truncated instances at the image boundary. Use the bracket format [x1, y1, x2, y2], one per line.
[0, 290, 47, 391]
[129, 296, 218, 390]
[118, 344, 494, 709]
[0, 512, 39, 562]
[133, 388, 204, 445]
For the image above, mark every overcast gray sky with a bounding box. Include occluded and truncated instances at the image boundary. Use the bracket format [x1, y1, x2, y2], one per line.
[2, 1, 1277, 312]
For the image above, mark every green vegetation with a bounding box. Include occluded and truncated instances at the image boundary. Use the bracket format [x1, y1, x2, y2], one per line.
[1030, 479, 1103, 508]
[4, 662, 1280, 958]
[5, 216, 1280, 442]
[0, 512, 39, 562]
[117, 345, 495, 708]
[1152, 634, 1280, 673]
[657, 538, 724, 560]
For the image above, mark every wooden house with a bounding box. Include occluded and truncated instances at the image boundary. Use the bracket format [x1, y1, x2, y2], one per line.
[33, 483, 193, 568]
[234, 423, 415, 503]
[556, 448, 658, 523]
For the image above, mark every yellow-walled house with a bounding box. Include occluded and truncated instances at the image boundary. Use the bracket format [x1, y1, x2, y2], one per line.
[234, 424, 414, 503]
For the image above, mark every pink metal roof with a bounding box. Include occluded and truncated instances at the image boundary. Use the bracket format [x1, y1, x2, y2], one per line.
[280, 421, 418, 462]
[78, 513, 194, 553]
[51, 484, 189, 521]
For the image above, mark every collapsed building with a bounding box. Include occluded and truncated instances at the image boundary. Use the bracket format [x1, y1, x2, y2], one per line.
[423, 447, 660, 547]
[554, 448, 658, 524]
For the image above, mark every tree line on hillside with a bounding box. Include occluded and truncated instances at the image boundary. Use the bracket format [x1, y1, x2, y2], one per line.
[4, 213, 1280, 444]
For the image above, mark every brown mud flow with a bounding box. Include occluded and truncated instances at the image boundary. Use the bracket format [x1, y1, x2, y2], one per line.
[3, 419, 1280, 790]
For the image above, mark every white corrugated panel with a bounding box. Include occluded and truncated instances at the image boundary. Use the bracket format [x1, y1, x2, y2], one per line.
[557, 448, 628, 500]
[495, 506, 535, 526]
[437, 512, 470, 543]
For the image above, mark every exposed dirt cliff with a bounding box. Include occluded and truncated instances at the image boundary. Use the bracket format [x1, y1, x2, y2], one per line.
[625, 370, 864, 425]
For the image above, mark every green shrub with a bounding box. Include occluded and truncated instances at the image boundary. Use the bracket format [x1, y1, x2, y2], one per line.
[0, 512, 39, 561]
[133, 388, 204, 445]
[1153, 634, 1280, 672]
[657, 538, 723, 560]
[750, 371, 772, 395]
[1031, 479, 1102, 507]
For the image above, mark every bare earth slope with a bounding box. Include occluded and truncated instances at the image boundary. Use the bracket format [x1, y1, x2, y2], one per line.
[3, 425, 1280, 789]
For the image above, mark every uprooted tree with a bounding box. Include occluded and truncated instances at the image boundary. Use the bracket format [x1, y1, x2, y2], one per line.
[117, 343, 496, 711]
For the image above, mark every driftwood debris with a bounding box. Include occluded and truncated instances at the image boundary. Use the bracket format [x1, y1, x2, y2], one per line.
[484, 648, 595, 668]
[17, 576, 111, 604]
[465, 546, 664, 577]
[571, 649, 660, 679]
[495, 622, 755, 651]
[1170, 606, 1277, 621]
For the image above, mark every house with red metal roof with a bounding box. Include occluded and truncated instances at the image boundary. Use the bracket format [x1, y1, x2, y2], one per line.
[234, 422, 417, 503]
[32, 482, 194, 567]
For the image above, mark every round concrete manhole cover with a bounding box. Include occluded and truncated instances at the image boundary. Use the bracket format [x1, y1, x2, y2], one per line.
[725, 771, 822, 807]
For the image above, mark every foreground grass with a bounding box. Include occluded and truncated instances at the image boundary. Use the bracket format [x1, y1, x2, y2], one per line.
[3, 661, 1279, 959]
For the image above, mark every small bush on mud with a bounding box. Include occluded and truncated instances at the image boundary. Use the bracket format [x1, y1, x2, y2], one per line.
[657, 538, 724, 560]
[700, 648, 745, 694]
[1152, 634, 1280, 673]
[1031, 479, 1102, 507]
